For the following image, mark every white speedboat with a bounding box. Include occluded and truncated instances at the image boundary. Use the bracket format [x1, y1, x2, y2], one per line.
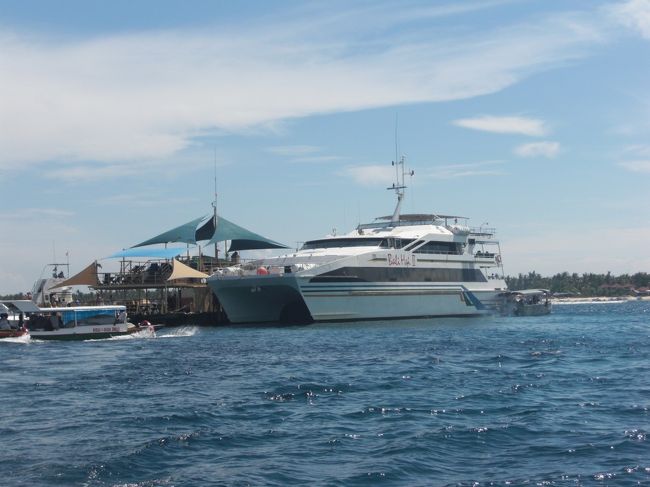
[207, 158, 507, 324]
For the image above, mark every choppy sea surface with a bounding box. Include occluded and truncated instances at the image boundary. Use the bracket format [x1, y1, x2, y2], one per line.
[1, 301, 649, 486]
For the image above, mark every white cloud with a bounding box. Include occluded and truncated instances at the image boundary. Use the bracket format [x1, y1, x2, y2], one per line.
[290, 156, 343, 164]
[44, 164, 141, 182]
[342, 165, 396, 185]
[344, 160, 505, 184]
[97, 193, 199, 208]
[41, 149, 224, 182]
[266, 145, 321, 156]
[424, 160, 506, 179]
[623, 144, 650, 156]
[0, 5, 603, 171]
[266, 145, 342, 164]
[514, 141, 560, 158]
[0, 208, 75, 221]
[453, 115, 549, 136]
[618, 160, 650, 173]
[609, 0, 650, 39]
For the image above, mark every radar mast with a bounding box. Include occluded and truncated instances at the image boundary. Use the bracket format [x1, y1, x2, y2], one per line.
[388, 155, 414, 224]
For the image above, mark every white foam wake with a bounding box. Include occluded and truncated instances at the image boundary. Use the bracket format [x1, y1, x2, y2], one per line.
[0, 334, 31, 344]
[157, 326, 199, 338]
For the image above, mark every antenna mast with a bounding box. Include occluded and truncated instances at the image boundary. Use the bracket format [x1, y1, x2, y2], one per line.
[388, 156, 411, 223]
[213, 148, 219, 261]
[388, 117, 414, 224]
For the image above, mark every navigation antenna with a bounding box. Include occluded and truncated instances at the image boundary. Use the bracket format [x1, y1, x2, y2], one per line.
[213, 147, 219, 260]
[388, 155, 414, 224]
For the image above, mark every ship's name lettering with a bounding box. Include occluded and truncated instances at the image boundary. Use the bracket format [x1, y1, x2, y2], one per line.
[387, 253, 416, 267]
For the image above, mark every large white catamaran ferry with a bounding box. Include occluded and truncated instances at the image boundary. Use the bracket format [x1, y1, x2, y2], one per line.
[207, 158, 507, 324]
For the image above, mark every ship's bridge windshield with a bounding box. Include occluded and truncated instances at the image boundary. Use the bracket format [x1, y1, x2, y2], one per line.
[301, 238, 384, 250]
[301, 237, 415, 250]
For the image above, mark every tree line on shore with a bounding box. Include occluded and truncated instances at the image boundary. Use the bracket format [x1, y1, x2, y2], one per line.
[506, 271, 650, 296]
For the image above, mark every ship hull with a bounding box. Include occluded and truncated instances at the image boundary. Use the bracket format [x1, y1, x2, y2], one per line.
[208, 274, 500, 324]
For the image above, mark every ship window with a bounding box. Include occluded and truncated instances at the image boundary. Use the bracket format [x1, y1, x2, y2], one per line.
[75, 309, 118, 327]
[311, 266, 487, 283]
[384, 238, 415, 249]
[413, 241, 462, 255]
[403, 240, 424, 251]
[61, 310, 75, 328]
[301, 238, 384, 250]
[395, 238, 414, 249]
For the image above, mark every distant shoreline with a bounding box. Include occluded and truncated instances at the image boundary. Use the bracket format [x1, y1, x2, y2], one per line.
[552, 296, 650, 304]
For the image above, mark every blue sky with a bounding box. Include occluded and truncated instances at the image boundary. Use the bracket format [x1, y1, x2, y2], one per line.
[1, 0, 650, 293]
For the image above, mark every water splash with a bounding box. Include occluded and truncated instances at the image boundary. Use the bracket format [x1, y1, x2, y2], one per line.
[157, 326, 198, 338]
[0, 334, 31, 344]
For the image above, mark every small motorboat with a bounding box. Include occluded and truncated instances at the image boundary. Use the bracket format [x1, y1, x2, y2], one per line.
[1, 300, 157, 341]
[28, 305, 145, 340]
[498, 289, 552, 316]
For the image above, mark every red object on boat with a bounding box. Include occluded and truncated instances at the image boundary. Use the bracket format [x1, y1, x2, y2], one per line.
[256, 267, 269, 275]
[0, 327, 28, 339]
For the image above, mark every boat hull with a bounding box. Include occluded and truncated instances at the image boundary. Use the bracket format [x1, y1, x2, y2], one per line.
[513, 303, 552, 316]
[208, 274, 499, 324]
[29, 323, 142, 340]
[301, 282, 490, 321]
[209, 276, 311, 324]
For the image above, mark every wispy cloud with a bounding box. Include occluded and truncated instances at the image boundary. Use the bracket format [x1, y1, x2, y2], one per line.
[342, 165, 396, 186]
[0, 208, 75, 221]
[424, 160, 506, 179]
[266, 145, 321, 156]
[618, 160, 650, 173]
[453, 115, 549, 136]
[42, 150, 224, 182]
[97, 193, 199, 208]
[0, 4, 603, 171]
[344, 160, 505, 184]
[609, 0, 650, 39]
[290, 156, 344, 164]
[514, 141, 560, 158]
[618, 144, 650, 173]
[623, 144, 650, 156]
[267, 145, 342, 164]
[44, 164, 141, 182]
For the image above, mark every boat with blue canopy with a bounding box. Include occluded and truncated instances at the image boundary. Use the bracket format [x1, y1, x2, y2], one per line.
[1, 300, 152, 340]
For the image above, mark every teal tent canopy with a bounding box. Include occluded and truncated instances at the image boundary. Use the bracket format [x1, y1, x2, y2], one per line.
[107, 247, 187, 259]
[131, 213, 287, 251]
[132, 216, 207, 248]
[206, 215, 286, 250]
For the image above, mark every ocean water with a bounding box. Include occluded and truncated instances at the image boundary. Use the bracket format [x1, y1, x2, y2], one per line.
[1, 302, 649, 486]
